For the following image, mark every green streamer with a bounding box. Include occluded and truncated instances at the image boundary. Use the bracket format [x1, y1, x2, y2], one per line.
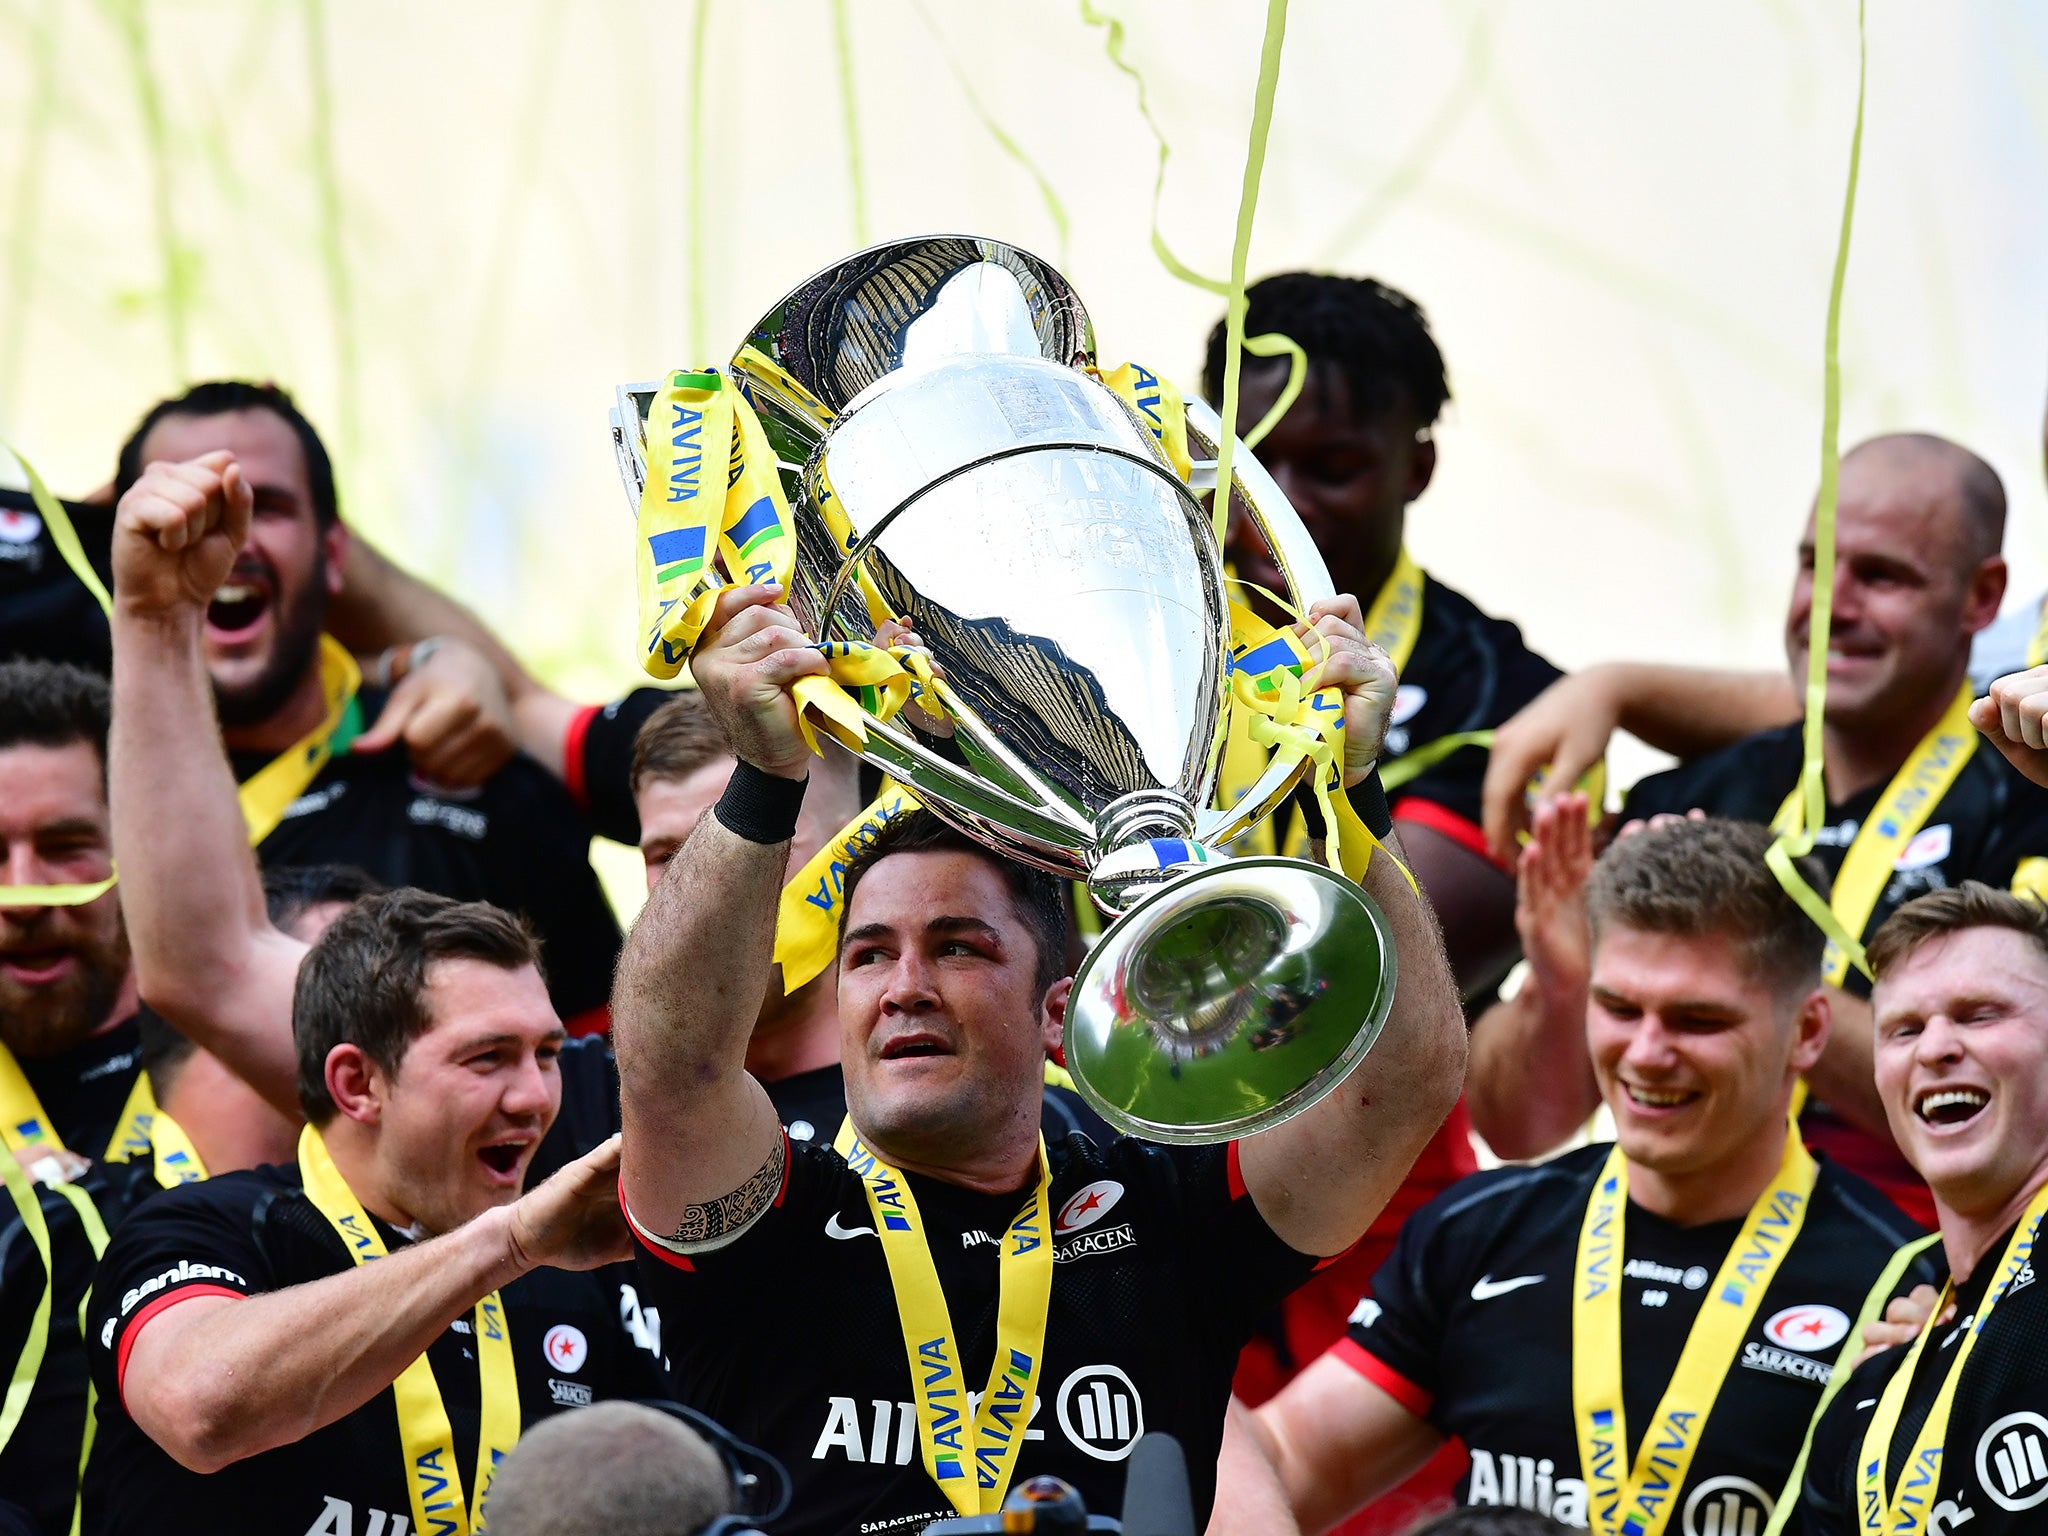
[1080, 0, 1292, 543]
[105, 0, 190, 380]
[302, 0, 359, 455]
[2, 0, 62, 415]
[912, 0, 1070, 266]
[830, 0, 869, 246]
[688, 0, 713, 359]
[1768, 0, 1869, 978]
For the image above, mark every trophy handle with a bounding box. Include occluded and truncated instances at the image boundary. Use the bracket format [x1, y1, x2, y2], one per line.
[1181, 399, 1341, 850]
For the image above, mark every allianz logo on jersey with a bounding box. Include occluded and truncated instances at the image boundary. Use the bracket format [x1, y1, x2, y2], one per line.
[300, 1496, 412, 1535]
[1466, 1452, 1772, 1535]
[811, 1365, 1146, 1465]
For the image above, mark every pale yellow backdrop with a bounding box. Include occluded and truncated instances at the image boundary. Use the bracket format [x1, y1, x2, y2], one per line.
[3, 1, 2045, 915]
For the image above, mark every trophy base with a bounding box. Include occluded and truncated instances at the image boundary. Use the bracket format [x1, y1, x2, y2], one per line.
[1062, 856, 1398, 1144]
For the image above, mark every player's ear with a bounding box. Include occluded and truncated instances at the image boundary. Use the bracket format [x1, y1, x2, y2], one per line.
[1040, 975, 1072, 1056]
[1788, 987, 1831, 1077]
[325, 1043, 385, 1127]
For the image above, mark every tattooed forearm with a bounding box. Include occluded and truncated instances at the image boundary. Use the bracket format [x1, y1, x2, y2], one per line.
[668, 1136, 787, 1244]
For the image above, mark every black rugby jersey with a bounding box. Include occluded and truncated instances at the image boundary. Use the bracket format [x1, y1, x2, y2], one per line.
[1340, 1144, 1933, 1533]
[0, 489, 113, 674]
[230, 697, 622, 1024]
[1799, 1224, 2048, 1535]
[1623, 724, 2048, 1002]
[1380, 574, 1561, 853]
[0, 1157, 160, 1536]
[12, 1016, 143, 1158]
[634, 1132, 1319, 1536]
[82, 1162, 668, 1536]
[564, 687, 676, 847]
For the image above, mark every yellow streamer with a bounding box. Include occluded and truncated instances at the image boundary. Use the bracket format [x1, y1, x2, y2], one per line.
[776, 777, 922, 994]
[1767, 0, 1866, 965]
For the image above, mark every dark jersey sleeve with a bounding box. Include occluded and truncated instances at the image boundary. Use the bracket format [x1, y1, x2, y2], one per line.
[1155, 1142, 1322, 1332]
[87, 1179, 274, 1408]
[1333, 1183, 1456, 1416]
[1795, 1348, 1904, 1536]
[475, 759, 623, 1022]
[1978, 768, 2048, 886]
[565, 688, 680, 847]
[1390, 610, 1561, 841]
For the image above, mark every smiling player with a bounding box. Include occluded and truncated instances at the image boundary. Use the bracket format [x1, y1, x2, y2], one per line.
[1236, 819, 1933, 1535]
[1798, 885, 2048, 1535]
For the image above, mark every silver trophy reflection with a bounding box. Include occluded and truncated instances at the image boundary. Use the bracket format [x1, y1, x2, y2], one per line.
[611, 236, 1396, 1143]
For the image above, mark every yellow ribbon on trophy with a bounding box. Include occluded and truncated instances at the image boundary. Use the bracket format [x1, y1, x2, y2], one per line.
[299, 1125, 518, 1536]
[775, 777, 923, 994]
[835, 1117, 1052, 1514]
[1572, 1122, 1818, 1536]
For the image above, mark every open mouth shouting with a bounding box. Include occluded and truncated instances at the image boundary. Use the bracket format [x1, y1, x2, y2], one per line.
[1914, 1085, 1990, 1132]
[878, 1030, 955, 1064]
[0, 945, 77, 988]
[476, 1137, 535, 1186]
[207, 561, 275, 645]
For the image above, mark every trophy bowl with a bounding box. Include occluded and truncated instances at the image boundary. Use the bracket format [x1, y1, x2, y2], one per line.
[611, 235, 1399, 1143]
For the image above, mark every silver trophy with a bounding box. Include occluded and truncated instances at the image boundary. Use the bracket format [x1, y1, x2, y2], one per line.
[611, 236, 1396, 1142]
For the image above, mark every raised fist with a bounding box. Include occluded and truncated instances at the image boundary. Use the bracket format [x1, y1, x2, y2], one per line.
[112, 451, 252, 620]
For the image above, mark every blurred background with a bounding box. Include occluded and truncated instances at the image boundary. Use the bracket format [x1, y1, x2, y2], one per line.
[3, 0, 2045, 911]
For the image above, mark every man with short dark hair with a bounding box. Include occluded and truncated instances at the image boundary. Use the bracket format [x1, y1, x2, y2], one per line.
[114, 384, 621, 1028]
[615, 581, 1467, 1536]
[1798, 883, 2048, 1535]
[1470, 434, 2048, 1226]
[82, 886, 657, 1536]
[1237, 818, 1933, 1536]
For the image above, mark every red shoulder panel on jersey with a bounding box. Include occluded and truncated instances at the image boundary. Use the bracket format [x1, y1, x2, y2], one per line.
[1392, 796, 1500, 870]
[117, 1284, 246, 1404]
[1331, 1335, 1433, 1417]
[562, 702, 601, 811]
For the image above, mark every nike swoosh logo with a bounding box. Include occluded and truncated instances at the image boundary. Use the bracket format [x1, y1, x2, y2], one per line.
[1470, 1274, 1544, 1301]
[825, 1213, 876, 1241]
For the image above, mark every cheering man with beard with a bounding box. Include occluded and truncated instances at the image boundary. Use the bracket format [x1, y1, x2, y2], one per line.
[113, 384, 620, 1029]
[613, 581, 1468, 1536]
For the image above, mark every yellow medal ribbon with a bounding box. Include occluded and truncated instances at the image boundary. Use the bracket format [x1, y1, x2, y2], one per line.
[0, 1139, 54, 1458]
[1769, 683, 1976, 987]
[238, 633, 362, 848]
[833, 1117, 1053, 1515]
[0, 1045, 165, 1181]
[98, 1080, 208, 1189]
[1855, 1182, 2048, 1534]
[1364, 547, 1426, 676]
[1573, 1123, 1818, 1536]
[775, 777, 922, 995]
[298, 1125, 519, 1536]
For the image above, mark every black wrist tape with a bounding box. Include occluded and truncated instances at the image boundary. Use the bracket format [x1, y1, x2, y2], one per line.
[1349, 767, 1395, 840]
[1291, 767, 1395, 842]
[713, 761, 808, 844]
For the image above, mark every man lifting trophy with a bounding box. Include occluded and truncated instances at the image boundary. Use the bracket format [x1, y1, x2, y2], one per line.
[611, 234, 1423, 1143]
[608, 238, 1465, 1534]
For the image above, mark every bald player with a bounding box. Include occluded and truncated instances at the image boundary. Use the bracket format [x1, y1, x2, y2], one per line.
[1471, 434, 2048, 1226]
